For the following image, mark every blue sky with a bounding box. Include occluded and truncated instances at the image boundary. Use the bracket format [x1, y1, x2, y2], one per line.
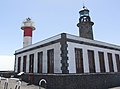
[0, 0, 120, 70]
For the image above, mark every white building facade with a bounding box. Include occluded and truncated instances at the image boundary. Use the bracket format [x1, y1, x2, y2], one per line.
[14, 33, 120, 74]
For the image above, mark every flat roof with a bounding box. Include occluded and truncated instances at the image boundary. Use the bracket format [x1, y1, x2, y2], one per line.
[15, 33, 120, 54]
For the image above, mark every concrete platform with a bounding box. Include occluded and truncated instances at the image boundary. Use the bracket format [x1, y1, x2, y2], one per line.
[0, 77, 42, 89]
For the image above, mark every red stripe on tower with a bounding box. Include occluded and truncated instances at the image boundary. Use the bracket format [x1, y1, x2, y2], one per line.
[21, 18, 36, 47]
[24, 27, 33, 36]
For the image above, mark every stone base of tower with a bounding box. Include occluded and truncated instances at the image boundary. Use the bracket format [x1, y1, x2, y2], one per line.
[21, 73, 120, 89]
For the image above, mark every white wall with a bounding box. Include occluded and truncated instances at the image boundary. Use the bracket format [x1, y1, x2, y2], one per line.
[67, 42, 120, 73]
[15, 41, 120, 74]
[15, 42, 62, 73]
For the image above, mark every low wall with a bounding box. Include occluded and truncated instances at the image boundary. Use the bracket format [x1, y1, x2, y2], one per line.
[0, 71, 15, 78]
[22, 73, 120, 89]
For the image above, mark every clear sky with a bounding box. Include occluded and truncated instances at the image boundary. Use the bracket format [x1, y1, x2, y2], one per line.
[0, 0, 120, 70]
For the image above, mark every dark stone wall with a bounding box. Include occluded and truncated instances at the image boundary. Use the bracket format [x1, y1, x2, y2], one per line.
[22, 73, 120, 89]
[60, 33, 69, 73]
[0, 71, 15, 78]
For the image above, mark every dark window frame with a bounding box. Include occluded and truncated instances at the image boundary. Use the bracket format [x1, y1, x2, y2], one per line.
[18, 57, 21, 73]
[107, 53, 114, 72]
[23, 55, 27, 72]
[47, 49, 54, 73]
[29, 54, 34, 73]
[37, 52, 43, 73]
[115, 54, 120, 72]
[98, 51, 106, 72]
[87, 50, 96, 73]
[75, 48, 84, 73]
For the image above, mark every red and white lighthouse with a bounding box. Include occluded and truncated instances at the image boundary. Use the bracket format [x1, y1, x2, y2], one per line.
[21, 18, 35, 47]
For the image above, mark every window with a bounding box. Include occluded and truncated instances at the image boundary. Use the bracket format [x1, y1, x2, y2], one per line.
[107, 53, 114, 72]
[47, 49, 54, 73]
[88, 50, 96, 73]
[75, 48, 84, 73]
[29, 54, 34, 73]
[115, 54, 120, 72]
[37, 52, 43, 73]
[18, 57, 21, 73]
[23, 55, 27, 72]
[98, 51, 106, 72]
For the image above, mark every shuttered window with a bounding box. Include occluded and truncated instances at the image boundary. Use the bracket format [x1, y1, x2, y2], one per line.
[75, 48, 84, 73]
[115, 54, 120, 72]
[98, 51, 106, 72]
[37, 52, 43, 73]
[23, 55, 27, 72]
[88, 50, 96, 73]
[18, 57, 21, 73]
[47, 49, 54, 73]
[107, 53, 114, 72]
[29, 54, 34, 73]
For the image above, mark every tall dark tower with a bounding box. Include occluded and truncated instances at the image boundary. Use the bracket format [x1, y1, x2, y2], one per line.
[77, 6, 94, 40]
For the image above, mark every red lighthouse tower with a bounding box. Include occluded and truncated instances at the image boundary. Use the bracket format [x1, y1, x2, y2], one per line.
[21, 18, 35, 47]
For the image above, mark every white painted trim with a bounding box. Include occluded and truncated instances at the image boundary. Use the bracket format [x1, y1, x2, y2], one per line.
[83, 48, 89, 73]
[67, 42, 76, 73]
[94, 50, 100, 72]
[43, 50, 47, 73]
[20, 56, 23, 72]
[34, 52, 37, 73]
[112, 53, 117, 72]
[54, 43, 62, 73]
[104, 52, 110, 72]
[39, 79, 47, 85]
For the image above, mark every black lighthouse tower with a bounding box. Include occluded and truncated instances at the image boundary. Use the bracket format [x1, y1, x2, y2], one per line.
[77, 6, 94, 40]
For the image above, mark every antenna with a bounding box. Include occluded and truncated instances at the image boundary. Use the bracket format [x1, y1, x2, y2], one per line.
[82, 0, 86, 8]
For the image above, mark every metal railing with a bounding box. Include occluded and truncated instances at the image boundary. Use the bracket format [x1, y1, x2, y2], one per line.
[4, 78, 8, 89]
[0, 77, 21, 89]
[14, 80, 21, 89]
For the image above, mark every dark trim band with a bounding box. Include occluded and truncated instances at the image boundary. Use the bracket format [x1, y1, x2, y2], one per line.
[67, 38, 120, 51]
[15, 39, 61, 55]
